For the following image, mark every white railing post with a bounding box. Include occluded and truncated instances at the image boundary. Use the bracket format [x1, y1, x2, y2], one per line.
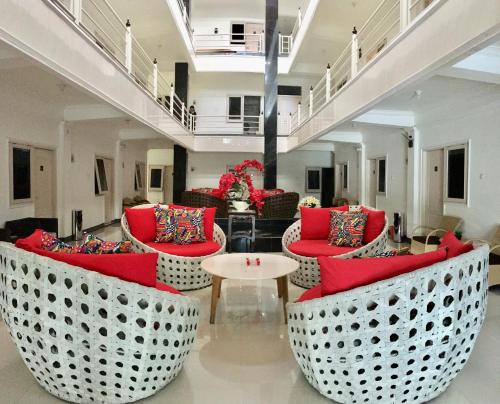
[260, 30, 265, 54]
[259, 113, 264, 134]
[298, 7, 302, 28]
[71, 0, 82, 24]
[351, 27, 358, 78]
[288, 112, 292, 134]
[169, 83, 174, 115]
[181, 103, 185, 126]
[152, 58, 158, 99]
[182, 4, 188, 23]
[325, 63, 331, 102]
[309, 86, 313, 117]
[125, 19, 132, 74]
[400, 0, 409, 30]
[279, 33, 282, 54]
[297, 102, 302, 125]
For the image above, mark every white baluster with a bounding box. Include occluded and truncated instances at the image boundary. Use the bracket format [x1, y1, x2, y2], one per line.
[351, 27, 358, 79]
[400, 0, 409, 30]
[152, 58, 158, 99]
[309, 86, 313, 117]
[125, 19, 132, 74]
[182, 5, 187, 23]
[260, 30, 265, 54]
[288, 112, 292, 134]
[259, 113, 264, 134]
[169, 84, 174, 115]
[298, 7, 302, 28]
[181, 103, 185, 126]
[326, 63, 331, 102]
[279, 33, 282, 54]
[71, 0, 82, 24]
[297, 102, 302, 125]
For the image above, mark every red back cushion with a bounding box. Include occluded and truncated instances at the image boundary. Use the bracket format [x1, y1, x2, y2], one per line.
[125, 207, 156, 243]
[319, 249, 447, 296]
[15, 229, 43, 251]
[439, 231, 474, 258]
[170, 205, 216, 241]
[155, 281, 182, 295]
[296, 284, 322, 302]
[361, 207, 386, 244]
[300, 205, 349, 240]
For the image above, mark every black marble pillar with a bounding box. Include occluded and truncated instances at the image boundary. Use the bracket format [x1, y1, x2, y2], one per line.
[175, 62, 189, 105]
[264, 0, 278, 190]
[173, 145, 187, 204]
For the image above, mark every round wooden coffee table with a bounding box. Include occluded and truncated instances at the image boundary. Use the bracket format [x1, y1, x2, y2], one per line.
[201, 253, 299, 324]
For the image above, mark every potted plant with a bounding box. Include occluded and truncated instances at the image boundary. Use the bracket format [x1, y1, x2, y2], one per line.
[298, 196, 321, 209]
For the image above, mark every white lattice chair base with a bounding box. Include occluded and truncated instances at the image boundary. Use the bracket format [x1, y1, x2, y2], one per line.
[287, 245, 489, 404]
[122, 204, 226, 291]
[283, 218, 389, 288]
[0, 242, 200, 404]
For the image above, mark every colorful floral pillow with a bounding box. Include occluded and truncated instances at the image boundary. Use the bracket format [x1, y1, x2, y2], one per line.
[173, 208, 206, 245]
[328, 211, 368, 247]
[41, 231, 81, 254]
[154, 205, 177, 243]
[80, 234, 132, 254]
[348, 205, 362, 212]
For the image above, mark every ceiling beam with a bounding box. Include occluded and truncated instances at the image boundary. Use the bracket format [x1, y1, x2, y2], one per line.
[353, 109, 415, 128]
[64, 104, 126, 121]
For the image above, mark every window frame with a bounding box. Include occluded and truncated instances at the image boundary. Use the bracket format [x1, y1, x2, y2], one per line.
[227, 96, 243, 121]
[230, 22, 245, 45]
[376, 156, 387, 196]
[94, 157, 109, 196]
[305, 166, 322, 193]
[444, 142, 469, 204]
[148, 165, 164, 192]
[134, 161, 145, 192]
[342, 163, 349, 191]
[9, 142, 34, 205]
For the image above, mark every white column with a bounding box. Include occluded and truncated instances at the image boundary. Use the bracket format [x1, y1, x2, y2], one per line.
[169, 84, 174, 115]
[407, 127, 420, 235]
[259, 113, 264, 134]
[359, 143, 366, 205]
[56, 121, 67, 237]
[71, 0, 82, 24]
[278, 33, 282, 54]
[325, 63, 331, 102]
[113, 141, 123, 220]
[288, 113, 292, 134]
[297, 102, 301, 125]
[351, 27, 358, 78]
[125, 19, 132, 74]
[309, 86, 313, 117]
[400, 0, 410, 30]
[152, 58, 158, 99]
[181, 103, 185, 126]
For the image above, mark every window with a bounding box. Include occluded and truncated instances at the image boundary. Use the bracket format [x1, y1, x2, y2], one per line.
[377, 158, 386, 194]
[95, 158, 108, 195]
[306, 167, 321, 192]
[228, 96, 242, 121]
[230, 23, 245, 44]
[445, 143, 468, 203]
[149, 166, 164, 191]
[10, 144, 32, 203]
[343, 164, 348, 190]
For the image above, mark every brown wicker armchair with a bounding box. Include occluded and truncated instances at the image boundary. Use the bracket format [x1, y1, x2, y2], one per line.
[181, 191, 229, 218]
[261, 192, 299, 219]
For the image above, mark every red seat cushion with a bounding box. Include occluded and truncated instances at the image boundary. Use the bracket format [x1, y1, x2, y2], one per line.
[155, 281, 183, 295]
[319, 249, 447, 296]
[361, 207, 386, 244]
[296, 284, 322, 302]
[146, 241, 221, 257]
[170, 205, 216, 241]
[16, 230, 158, 287]
[125, 207, 156, 243]
[439, 231, 474, 258]
[288, 239, 356, 257]
[300, 206, 349, 240]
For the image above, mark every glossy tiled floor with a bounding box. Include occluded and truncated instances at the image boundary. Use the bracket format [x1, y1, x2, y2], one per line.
[0, 225, 499, 404]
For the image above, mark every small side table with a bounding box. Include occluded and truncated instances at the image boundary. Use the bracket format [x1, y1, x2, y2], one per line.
[227, 210, 256, 253]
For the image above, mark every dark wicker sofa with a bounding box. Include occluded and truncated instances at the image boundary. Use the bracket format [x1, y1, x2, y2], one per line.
[181, 191, 229, 218]
[261, 192, 299, 219]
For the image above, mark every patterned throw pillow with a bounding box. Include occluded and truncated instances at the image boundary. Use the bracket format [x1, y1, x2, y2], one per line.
[80, 234, 132, 254]
[173, 208, 206, 245]
[41, 231, 81, 254]
[349, 205, 362, 212]
[154, 205, 177, 243]
[328, 211, 368, 247]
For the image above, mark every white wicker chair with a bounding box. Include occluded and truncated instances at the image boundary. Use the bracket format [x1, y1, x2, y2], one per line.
[283, 217, 389, 288]
[287, 245, 489, 404]
[0, 242, 200, 404]
[121, 204, 226, 291]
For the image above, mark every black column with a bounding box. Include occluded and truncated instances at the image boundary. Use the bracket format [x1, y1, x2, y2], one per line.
[173, 145, 187, 204]
[264, 0, 278, 189]
[175, 62, 189, 105]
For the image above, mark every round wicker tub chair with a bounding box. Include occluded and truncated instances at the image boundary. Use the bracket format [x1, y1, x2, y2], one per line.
[0, 242, 200, 404]
[287, 245, 489, 404]
[121, 204, 226, 291]
[283, 217, 389, 289]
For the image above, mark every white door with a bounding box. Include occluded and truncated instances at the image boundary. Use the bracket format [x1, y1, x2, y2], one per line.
[423, 149, 444, 228]
[163, 166, 174, 204]
[103, 158, 114, 224]
[34, 148, 55, 217]
[366, 159, 377, 208]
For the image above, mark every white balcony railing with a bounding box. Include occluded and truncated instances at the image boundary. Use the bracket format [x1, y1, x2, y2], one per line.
[192, 115, 263, 135]
[193, 33, 265, 55]
[49, 0, 194, 133]
[288, 0, 444, 137]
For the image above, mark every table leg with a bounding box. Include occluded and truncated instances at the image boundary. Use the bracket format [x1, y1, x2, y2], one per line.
[280, 275, 289, 324]
[276, 278, 283, 298]
[210, 275, 222, 324]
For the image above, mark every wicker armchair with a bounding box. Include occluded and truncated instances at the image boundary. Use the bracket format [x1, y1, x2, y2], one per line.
[181, 191, 229, 218]
[410, 216, 463, 255]
[122, 204, 226, 291]
[261, 192, 300, 219]
[283, 216, 389, 288]
[287, 245, 489, 403]
[0, 242, 199, 404]
[466, 225, 500, 286]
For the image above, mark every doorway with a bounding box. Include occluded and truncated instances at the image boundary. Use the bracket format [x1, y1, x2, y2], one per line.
[422, 148, 444, 228]
[366, 159, 377, 209]
[243, 96, 261, 134]
[33, 148, 56, 218]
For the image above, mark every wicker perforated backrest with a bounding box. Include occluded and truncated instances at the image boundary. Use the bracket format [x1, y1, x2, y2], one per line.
[261, 192, 300, 219]
[438, 215, 463, 232]
[181, 191, 229, 218]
